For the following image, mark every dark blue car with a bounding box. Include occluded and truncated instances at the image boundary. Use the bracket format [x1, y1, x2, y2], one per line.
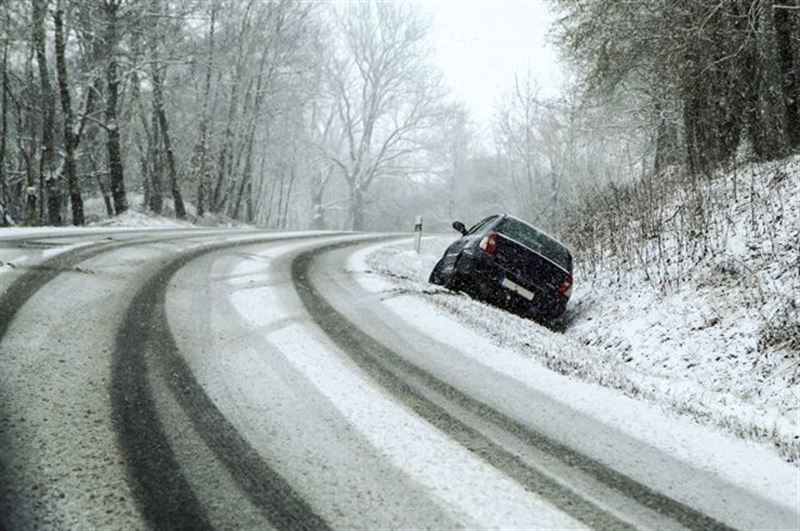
[429, 214, 573, 319]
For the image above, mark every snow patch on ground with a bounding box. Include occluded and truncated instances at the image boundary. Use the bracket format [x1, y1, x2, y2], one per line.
[84, 193, 253, 229]
[2, 192, 253, 232]
[88, 209, 192, 228]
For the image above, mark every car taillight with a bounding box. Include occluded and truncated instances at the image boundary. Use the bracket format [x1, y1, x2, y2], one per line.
[479, 232, 497, 254]
[558, 278, 572, 297]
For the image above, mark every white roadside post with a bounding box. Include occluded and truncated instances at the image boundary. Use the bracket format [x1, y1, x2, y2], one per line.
[413, 215, 423, 254]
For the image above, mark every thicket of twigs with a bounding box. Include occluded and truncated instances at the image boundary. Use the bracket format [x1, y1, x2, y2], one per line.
[561, 154, 799, 367]
[550, 0, 800, 360]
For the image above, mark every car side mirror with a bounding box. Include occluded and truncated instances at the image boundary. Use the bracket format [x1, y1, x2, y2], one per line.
[452, 221, 467, 235]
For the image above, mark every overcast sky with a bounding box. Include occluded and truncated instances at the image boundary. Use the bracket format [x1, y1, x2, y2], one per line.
[420, 0, 566, 130]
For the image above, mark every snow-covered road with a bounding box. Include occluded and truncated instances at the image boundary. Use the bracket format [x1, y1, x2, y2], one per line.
[0, 229, 796, 530]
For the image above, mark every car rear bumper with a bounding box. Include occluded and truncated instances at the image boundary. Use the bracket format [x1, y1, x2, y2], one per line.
[458, 250, 568, 317]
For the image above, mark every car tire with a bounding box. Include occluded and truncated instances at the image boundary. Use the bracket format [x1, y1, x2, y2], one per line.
[429, 259, 446, 285]
[532, 301, 566, 323]
[444, 255, 465, 291]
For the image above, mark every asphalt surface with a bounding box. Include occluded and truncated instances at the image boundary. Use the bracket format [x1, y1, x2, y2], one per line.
[0, 229, 795, 530]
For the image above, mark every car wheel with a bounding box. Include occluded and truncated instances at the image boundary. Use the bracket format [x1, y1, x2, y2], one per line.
[444, 255, 465, 291]
[428, 259, 446, 285]
[530, 302, 567, 325]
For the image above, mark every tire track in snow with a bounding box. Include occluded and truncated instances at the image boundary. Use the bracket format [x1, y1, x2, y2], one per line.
[0, 230, 241, 338]
[0, 230, 330, 529]
[113, 234, 337, 530]
[0, 230, 251, 529]
[292, 240, 737, 531]
[0, 240, 109, 338]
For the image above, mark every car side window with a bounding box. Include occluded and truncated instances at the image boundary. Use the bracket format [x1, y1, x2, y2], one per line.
[466, 215, 497, 235]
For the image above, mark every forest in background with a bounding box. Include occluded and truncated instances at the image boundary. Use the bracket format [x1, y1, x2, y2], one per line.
[0, 0, 798, 238]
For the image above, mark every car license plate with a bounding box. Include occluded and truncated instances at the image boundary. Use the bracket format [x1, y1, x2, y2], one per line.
[500, 277, 534, 301]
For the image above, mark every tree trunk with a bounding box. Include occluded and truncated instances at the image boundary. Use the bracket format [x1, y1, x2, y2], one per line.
[231, 121, 261, 220]
[1, 17, 8, 225]
[196, 2, 216, 218]
[87, 151, 113, 217]
[150, 59, 186, 219]
[773, 2, 800, 148]
[140, 138, 150, 210]
[130, 31, 161, 214]
[96, 173, 114, 217]
[245, 180, 253, 223]
[350, 184, 364, 231]
[195, 162, 205, 217]
[21, 42, 38, 224]
[222, 78, 256, 216]
[32, 0, 61, 225]
[279, 165, 295, 229]
[264, 158, 280, 227]
[104, 0, 127, 215]
[130, 70, 151, 210]
[54, 0, 84, 225]
[754, 4, 790, 159]
[149, 106, 163, 214]
[272, 169, 285, 229]
[231, 161, 250, 219]
[310, 183, 325, 230]
[129, 31, 151, 211]
[211, 1, 254, 212]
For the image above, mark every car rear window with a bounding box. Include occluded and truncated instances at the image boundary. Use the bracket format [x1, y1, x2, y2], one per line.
[466, 215, 497, 235]
[497, 218, 572, 271]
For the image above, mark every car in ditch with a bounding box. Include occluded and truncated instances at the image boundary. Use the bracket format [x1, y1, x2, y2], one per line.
[429, 214, 573, 319]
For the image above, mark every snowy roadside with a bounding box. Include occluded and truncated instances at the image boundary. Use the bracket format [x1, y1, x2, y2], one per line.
[0, 217, 190, 241]
[352, 236, 799, 466]
[0, 192, 255, 276]
[81, 193, 253, 230]
[1, 192, 253, 238]
[0, 211, 196, 278]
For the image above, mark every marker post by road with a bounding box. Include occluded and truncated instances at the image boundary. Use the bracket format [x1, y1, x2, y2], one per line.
[413, 215, 423, 254]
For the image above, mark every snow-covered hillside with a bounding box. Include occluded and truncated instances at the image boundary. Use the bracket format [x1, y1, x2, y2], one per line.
[359, 155, 799, 464]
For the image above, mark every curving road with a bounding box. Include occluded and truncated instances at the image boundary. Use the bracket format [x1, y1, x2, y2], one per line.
[0, 229, 796, 530]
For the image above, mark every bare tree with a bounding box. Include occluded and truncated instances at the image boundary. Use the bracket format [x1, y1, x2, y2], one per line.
[210, 0, 255, 213]
[32, 0, 61, 225]
[319, 2, 444, 230]
[192, 0, 216, 219]
[1, 5, 8, 224]
[148, 0, 185, 219]
[149, 57, 185, 219]
[306, 99, 342, 230]
[443, 105, 471, 220]
[555, 0, 800, 174]
[102, 0, 126, 214]
[54, 0, 83, 225]
[228, 6, 280, 220]
[496, 73, 541, 216]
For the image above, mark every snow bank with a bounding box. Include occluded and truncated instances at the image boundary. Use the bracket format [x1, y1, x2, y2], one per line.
[85, 193, 253, 229]
[82, 192, 195, 223]
[89, 209, 192, 229]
